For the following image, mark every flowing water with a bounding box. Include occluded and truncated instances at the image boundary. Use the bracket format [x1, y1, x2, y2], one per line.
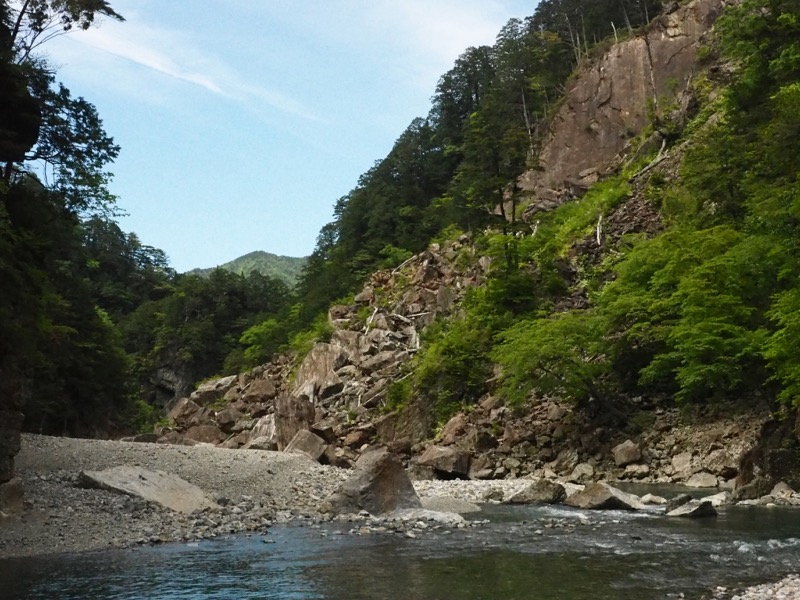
[2, 503, 800, 600]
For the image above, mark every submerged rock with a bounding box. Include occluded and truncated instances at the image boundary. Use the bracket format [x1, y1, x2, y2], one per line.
[388, 508, 466, 527]
[420, 496, 481, 514]
[665, 493, 693, 513]
[666, 499, 717, 518]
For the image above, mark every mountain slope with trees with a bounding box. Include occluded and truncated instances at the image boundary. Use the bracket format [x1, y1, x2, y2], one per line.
[2, 0, 800, 502]
[187, 251, 307, 288]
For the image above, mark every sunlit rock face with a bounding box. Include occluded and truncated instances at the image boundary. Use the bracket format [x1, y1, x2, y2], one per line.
[519, 0, 724, 218]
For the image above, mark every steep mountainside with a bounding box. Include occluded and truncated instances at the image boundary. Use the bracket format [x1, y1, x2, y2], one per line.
[518, 0, 722, 214]
[188, 251, 307, 288]
[153, 0, 800, 497]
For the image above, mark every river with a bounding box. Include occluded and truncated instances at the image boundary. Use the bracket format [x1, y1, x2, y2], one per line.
[2, 502, 799, 599]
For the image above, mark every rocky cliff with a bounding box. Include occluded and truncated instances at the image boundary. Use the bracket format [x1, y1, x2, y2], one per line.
[154, 0, 800, 495]
[518, 0, 723, 216]
[157, 235, 489, 466]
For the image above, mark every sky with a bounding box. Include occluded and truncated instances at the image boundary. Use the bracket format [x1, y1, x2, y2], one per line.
[44, 0, 538, 272]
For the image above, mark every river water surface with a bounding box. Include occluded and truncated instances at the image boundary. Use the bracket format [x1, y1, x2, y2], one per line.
[2, 503, 800, 600]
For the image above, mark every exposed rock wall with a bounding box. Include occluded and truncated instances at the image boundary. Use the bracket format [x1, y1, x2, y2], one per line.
[518, 0, 724, 217]
[159, 236, 489, 464]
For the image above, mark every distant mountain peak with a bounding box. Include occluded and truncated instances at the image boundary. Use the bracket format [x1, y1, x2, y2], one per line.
[188, 251, 307, 287]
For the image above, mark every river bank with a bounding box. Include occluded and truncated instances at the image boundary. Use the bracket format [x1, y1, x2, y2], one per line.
[1, 434, 798, 599]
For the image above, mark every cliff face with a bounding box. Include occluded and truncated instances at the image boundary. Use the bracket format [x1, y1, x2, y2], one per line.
[518, 0, 723, 215]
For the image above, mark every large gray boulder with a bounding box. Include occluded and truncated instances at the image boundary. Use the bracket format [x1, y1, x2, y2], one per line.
[564, 482, 644, 511]
[506, 479, 567, 505]
[79, 466, 214, 513]
[685, 471, 718, 488]
[274, 394, 315, 450]
[416, 445, 470, 479]
[612, 440, 642, 467]
[190, 375, 238, 406]
[284, 429, 327, 462]
[320, 448, 421, 516]
[292, 343, 348, 400]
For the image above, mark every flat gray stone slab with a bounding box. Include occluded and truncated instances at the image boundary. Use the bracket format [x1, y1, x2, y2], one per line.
[80, 466, 214, 513]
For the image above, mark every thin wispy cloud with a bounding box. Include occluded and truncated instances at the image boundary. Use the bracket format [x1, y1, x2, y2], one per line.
[351, 0, 519, 88]
[57, 15, 322, 122]
[76, 26, 223, 93]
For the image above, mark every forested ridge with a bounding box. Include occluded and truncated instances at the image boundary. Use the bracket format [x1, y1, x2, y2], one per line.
[1, 0, 799, 446]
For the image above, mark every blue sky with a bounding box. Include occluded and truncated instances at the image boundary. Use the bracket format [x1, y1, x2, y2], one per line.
[45, 1, 537, 272]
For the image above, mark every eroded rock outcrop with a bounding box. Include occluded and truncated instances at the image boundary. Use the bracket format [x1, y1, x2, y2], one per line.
[158, 236, 489, 464]
[519, 0, 723, 218]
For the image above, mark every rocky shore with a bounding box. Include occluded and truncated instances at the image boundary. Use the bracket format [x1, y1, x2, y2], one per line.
[0, 434, 350, 558]
[2, 434, 799, 600]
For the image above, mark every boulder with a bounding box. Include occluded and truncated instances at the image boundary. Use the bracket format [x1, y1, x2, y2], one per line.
[241, 377, 277, 403]
[666, 499, 717, 518]
[284, 430, 327, 462]
[701, 491, 731, 507]
[733, 476, 774, 501]
[322, 445, 356, 469]
[564, 482, 645, 511]
[359, 351, 399, 374]
[214, 406, 242, 433]
[250, 414, 277, 439]
[190, 375, 237, 406]
[702, 448, 738, 479]
[641, 493, 667, 505]
[569, 462, 595, 483]
[292, 343, 348, 400]
[770, 481, 796, 497]
[167, 397, 203, 427]
[440, 413, 468, 445]
[685, 471, 718, 488]
[506, 479, 567, 505]
[184, 424, 225, 444]
[79, 466, 215, 513]
[320, 448, 422, 516]
[274, 394, 315, 450]
[549, 448, 579, 474]
[343, 428, 373, 449]
[244, 436, 278, 451]
[612, 439, 642, 467]
[624, 463, 651, 479]
[416, 445, 470, 479]
[665, 493, 693, 513]
[671, 451, 695, 478]
[310, 420, 337, 443]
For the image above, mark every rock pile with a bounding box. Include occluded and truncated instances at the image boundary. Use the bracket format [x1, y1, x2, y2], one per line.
[156, 236, 489, 468]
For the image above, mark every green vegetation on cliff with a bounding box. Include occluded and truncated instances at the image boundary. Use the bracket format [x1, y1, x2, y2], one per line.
[3, 0, 799, 439]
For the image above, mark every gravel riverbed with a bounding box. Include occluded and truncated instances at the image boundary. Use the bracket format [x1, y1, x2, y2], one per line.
[1, 434, 798, 599]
